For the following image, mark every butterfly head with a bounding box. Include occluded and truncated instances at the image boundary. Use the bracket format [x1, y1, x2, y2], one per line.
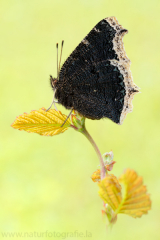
[50, 75, 57, 91]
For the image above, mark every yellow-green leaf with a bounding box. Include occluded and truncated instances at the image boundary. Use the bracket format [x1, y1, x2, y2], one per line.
[11, 108, 71, 136]
[98, 169, 151, 221]
[118, 169, 151, 218]
[98, 174, 122, 211]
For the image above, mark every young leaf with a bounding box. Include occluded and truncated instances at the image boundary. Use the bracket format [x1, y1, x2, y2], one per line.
[11, 108, 71, 136]
[98, 169, 151, 222]
[118, 169, 151, 218]
[98, 174, 122, 211]
[91, 169, 101, 182]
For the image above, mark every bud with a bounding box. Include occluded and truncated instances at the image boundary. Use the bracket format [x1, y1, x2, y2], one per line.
[71, 110, 85, 132]
[102, 203, 117, 225]
[103, 151, 116, 171]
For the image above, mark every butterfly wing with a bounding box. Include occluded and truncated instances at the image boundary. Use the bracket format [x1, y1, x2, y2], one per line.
[56, 17, 139, 124]
[60, 60, 125, 123]
[59, 17, 122, 82]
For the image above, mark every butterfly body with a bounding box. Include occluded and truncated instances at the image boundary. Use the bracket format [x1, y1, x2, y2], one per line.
[51, 17, 139, 124]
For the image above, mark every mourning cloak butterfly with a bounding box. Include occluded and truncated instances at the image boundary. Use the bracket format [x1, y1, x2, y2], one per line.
[50, 17, 139, 124]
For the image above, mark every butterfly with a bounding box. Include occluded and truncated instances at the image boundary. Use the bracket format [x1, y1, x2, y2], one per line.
[48, 16, 139, 125]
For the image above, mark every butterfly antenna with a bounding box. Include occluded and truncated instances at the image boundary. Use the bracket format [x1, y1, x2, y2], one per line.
[56, 43, 58, 79]
[58, 40, 64, 73]
[46, 43, 59, 112]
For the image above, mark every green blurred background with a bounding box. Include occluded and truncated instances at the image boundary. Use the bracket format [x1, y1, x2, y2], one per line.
[1, 0, 160, 239]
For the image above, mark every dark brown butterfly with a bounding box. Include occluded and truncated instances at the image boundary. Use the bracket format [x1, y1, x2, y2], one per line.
[47, 17, 139, 125]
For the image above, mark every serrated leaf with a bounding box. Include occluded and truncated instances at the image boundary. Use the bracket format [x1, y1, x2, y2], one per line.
[11, 108, 71, 136]
[118, 169, 151, 218]
[98, 169, 151, 221]
[98, 174, 122, 211]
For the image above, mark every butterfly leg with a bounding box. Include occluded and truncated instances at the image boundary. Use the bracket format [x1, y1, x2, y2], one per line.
[46, 90, 58, 111]
[61, 108, 74, 127]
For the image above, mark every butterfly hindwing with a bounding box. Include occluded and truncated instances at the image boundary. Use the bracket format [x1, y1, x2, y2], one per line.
[56, 60, 125, 123]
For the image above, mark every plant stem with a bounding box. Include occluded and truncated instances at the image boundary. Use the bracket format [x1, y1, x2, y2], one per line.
[82, 127, 107, 179]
